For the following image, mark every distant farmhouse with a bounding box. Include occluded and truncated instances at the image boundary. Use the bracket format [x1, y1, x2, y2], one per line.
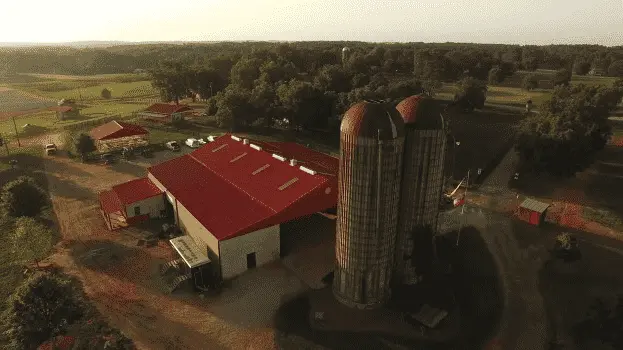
[138, 103, 193, 123]
[588, 67, 605, 76]
[55, 99, 79, 120]
[89, 120, 149, 152]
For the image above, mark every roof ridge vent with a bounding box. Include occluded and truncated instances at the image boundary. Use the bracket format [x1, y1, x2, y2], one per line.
[250, 144, 262, 151]
[290, 159, 298, 166]
[272, 154, 286, 161]
[299, 166, 317, 175]
[231, 135, 241, 141]
[242, 139, 249, 145]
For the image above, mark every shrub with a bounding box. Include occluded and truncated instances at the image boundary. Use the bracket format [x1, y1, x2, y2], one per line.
[101, 88, 112, 99]
[522, 74, 539, 91]
[0, 176, 47, 218]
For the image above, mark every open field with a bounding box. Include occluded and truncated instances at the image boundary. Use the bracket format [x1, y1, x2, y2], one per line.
[0, 87, 55, 113]
[437, 70, 618, 110]
[10, 80, 158, 101]
[24, 73, 149, 81]
[445, 105, 522, 181]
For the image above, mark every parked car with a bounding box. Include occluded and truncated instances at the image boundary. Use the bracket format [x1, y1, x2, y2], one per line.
[101, 153, 114, 165]
[207, 135, 217, 142]
[165, 141, 181, 151]
[139, 147, 153, 158]
[197, 138, 207, 145]
[44, 143, 57, 155]
[185, 138, 201, 148]
[121, 147, 135, 159]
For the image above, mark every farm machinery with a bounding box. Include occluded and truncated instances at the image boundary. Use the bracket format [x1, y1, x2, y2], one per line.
[550, 233, 581, 262]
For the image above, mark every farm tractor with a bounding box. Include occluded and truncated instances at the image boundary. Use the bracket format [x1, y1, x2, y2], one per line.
[550, 233, 581, 262]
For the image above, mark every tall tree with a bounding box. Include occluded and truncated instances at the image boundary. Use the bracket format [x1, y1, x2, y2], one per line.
[75, 133, 96, 161]
[277, 79, 327, 130]
[516, 84, 615, 177]
[453, 77, 488, 112]
[522, 73, 539, 91]
[553, 68, 572, 86]
[214, 86, 256, 130]
[229, 57, 262, 90]
[313, 64, 351, 93]
[11, 217, 54, 267]
[6, 273, 84, 349]
[608, 59, 623, 77]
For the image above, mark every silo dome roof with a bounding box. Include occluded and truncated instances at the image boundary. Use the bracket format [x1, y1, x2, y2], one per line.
[396, 95, 444, 130]
[341, 100, 405, 140]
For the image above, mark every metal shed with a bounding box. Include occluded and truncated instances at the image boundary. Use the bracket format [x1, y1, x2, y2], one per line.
[517, 198, 550, 226]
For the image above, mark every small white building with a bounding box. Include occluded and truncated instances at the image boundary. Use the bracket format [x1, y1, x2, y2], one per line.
[99, 178, 166, 230]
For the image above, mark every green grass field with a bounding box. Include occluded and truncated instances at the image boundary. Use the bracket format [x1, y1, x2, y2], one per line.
[11, 80, 158, 101]
[0, 89, 55, 113]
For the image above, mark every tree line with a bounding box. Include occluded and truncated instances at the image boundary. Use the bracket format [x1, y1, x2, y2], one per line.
[2, 42, 623, 78]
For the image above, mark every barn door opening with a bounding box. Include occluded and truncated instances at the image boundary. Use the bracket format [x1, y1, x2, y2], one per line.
[246, 252, 257, 269]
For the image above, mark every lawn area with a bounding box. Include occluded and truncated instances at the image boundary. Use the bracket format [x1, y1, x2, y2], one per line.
[12, 80, 158, 101]
[23, 73, 148, 81]
[79, 102, 151, 117]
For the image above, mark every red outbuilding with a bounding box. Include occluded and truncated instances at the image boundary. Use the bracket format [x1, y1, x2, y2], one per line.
[89, 120, 149, 152]
[517, 198, 550, 226]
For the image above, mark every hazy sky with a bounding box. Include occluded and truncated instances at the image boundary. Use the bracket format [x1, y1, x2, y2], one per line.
[1, 0, 622, 45]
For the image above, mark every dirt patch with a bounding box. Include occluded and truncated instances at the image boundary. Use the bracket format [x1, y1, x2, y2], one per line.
[42, 154, 309, 349]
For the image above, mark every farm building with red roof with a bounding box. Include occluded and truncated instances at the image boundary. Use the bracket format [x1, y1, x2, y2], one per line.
[89, 120, 149, 152]
[99, 177, 164, 230]
[99, 134, 338, 285]
[138, 102, 193, 122]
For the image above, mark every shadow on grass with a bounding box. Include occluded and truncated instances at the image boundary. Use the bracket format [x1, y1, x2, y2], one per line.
[537, 233, 623, 349]
[108, 159, 148, 178]
[45, 173, 93, 200]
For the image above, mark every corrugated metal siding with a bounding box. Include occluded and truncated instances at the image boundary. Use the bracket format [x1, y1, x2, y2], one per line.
[177, 201, 220, 258]
[395, 129, 446, 284]
[333, 133, 404, 309]
[219, 225, 280, 280]
[125, 195, 165, 219]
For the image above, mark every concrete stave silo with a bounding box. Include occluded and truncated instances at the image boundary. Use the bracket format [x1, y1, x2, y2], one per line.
[333, 99, 405, 309]
[394, 95, 447, 285]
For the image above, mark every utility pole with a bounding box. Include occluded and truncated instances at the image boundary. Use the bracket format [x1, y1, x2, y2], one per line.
[11, 117, 20, 147]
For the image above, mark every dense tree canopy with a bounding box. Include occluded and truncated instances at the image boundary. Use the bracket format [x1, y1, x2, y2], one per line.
[453, 77, 488, 112]
[516, 84, 622, 177]
[608, 59, 623, 77]
[0, 176, 47, 218]
[11, 217, 54, 267]
[6, 273, 84, 349]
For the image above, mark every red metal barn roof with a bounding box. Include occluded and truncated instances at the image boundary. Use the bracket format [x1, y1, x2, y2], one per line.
[396, 95, 444, 129]
[144, 103, 192, 115]
[250, 140, 339, 176]
[148, 135, 337, 240]
[90, 121, 148, 141]
[112, 177, 163, 204]
[99, 190, 123, 214]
